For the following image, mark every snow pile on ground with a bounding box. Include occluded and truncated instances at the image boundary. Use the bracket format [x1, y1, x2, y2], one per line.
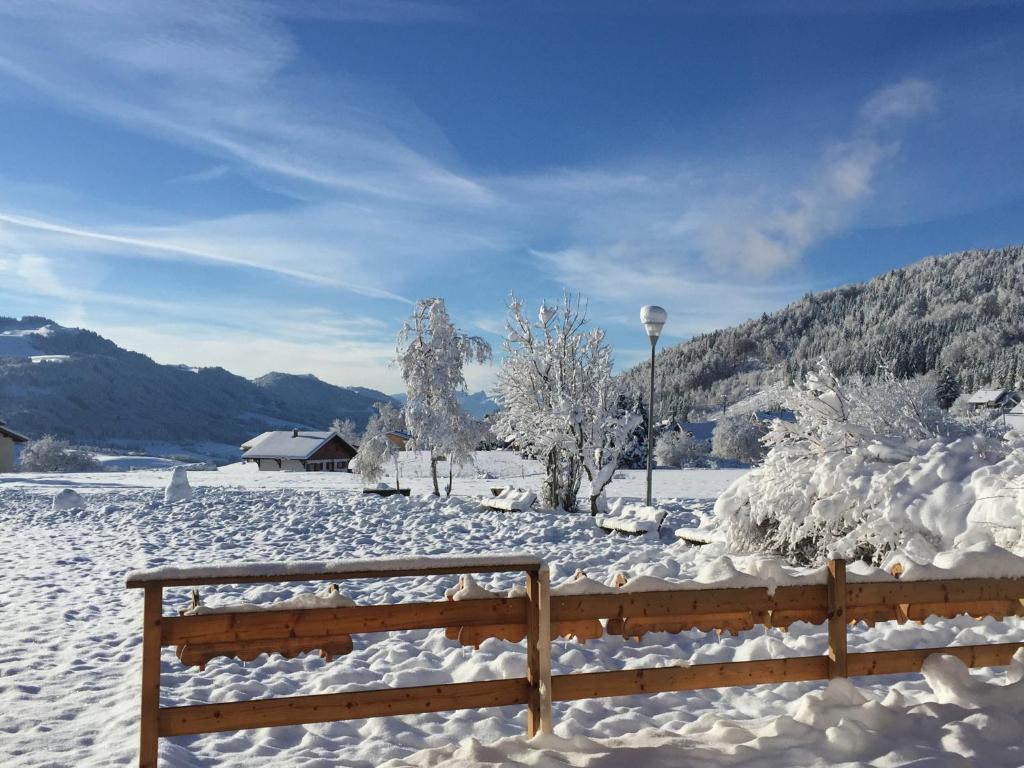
[164, 466, 192, 503]
[52, 487, 84, 511]
[395, 653, 1024, 767]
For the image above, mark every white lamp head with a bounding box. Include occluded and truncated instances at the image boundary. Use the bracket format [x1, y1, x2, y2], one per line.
[640, 305, 668, 341]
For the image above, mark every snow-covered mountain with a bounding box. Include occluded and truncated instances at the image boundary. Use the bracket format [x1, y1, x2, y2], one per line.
[0, 317, 395, 452]
[389, 390, 498, 420]
[623, 245, 1024, 419]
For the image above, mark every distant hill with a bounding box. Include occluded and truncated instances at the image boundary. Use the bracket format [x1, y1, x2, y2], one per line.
[622, 245, 1024, 419]
[0, 317, 395, 456]
[389, 390, 498, 420]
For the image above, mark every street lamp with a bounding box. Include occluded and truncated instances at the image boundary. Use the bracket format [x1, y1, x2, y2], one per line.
[640, 305, 667, 506]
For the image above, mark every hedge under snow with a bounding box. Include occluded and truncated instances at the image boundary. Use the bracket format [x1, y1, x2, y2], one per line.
[715, 359, 1024, 564]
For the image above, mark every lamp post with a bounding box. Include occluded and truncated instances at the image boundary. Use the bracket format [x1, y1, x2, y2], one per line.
[640, 305, 667, 507]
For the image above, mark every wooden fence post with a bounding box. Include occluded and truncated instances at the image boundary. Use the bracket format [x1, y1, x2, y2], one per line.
[526, 565, 553, 736]
[827, 559, 848, 679]
[140, 586, 163, 767]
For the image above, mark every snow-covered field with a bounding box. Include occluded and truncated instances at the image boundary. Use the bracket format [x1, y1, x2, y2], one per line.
[1, 455, 1022, 767]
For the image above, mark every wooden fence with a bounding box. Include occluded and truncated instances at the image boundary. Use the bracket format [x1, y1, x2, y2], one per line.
[127, 558, 1024, 767]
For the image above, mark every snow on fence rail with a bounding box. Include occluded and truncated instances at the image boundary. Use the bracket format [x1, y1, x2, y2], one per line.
[127, 557, 1024, 767]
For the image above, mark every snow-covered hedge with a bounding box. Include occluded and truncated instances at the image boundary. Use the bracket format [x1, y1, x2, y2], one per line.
[715, 360, 1024, 564]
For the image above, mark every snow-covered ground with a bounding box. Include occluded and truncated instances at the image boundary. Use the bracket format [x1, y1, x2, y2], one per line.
[1, 455, 1022, 767]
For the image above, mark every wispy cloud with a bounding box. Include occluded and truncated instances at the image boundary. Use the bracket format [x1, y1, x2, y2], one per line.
[0, 2, 948, 385]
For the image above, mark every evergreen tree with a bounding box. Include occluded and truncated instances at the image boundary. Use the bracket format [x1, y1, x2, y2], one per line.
[935, 367, 961, 410]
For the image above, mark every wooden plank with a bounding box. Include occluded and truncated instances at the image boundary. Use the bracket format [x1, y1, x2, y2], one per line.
[827, 559, 848, 678]
[128, 560, 542, 589]
[139, 586, 162, 768]
[847, 578, 1024, 608]
[551, 656, 829, 702]
[848, 642, 1024, 677]
[904, 599, 1021, 622]
[175, 636, 354, 669]
[449, 623, 528, 648]
[552, 588, 769, 621]
[163, 597, 527, 645]
[551, 585, 827, 623]
[526, 570, 541, 736]
[158, 678, 531, 736]
[607, 611, 758, 639]
[537, 568, 553, 735]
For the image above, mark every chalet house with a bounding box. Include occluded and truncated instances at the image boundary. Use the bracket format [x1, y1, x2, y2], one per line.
[241, 429, 357, 472]
[0, 420, 28, 473]
[966, 389, 1020, 412]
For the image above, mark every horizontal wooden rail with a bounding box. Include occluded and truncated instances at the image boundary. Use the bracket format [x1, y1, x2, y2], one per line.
[848, 642, 1024, 677]
[127, 563, 540, 589]
[847, 578, 1024, 608]
[551, 584, 827, 622]
[163, 597, 527, 645]
[552, 656, 829, 701]
[159, 678, 531, 736]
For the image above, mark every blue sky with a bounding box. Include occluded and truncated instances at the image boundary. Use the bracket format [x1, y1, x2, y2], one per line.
[0, 1, 1022, 392]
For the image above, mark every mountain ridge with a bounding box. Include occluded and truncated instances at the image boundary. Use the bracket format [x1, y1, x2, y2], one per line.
[623, 244, 1024, 419]
[0, 317, 396, 453]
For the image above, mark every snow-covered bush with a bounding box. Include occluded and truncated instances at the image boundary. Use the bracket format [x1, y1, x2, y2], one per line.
[355, 403, 405, 489]
[715, 359, 1024, 565]
[20, 436, 99, 473]
[712, 416, 768, 464]
[654, 429, 707, 468]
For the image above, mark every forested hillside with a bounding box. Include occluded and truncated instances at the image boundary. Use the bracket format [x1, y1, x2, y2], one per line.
[623, 245, 1024, 419]
[0, 317, 394, 450]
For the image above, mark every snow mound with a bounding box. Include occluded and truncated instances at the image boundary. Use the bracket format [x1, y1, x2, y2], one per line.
[52, 488, 84, 511]
[164, 467, 192, 504]
[922, 649, 1024, 709]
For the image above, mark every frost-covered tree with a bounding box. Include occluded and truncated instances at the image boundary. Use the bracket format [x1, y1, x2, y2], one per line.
[654, 429, 707, 468]
[355, 403, 405, 490]
[935, 367, 961, 411]
[397, 298, 492, 496]
[494, 293, 637, 513]
[19, 435, 99, 473]
[617, 390, 649, 470]
[712, 416, 769, 464]
[331, 417, 361, 445]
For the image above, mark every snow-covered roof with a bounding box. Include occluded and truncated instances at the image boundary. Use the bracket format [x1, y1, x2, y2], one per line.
[0, 421, 28, 443]
[967, 388, 1007, 404]
[241, 430, 341, 460]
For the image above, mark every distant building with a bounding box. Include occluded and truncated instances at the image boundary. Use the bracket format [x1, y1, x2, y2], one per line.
[0, 421, 28, 473]
[1003, 402, 1024, 430]
[241, 429, 357, 472]
[966, 389, 1019, 412]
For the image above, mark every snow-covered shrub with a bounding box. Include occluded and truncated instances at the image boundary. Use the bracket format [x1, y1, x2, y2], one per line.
[712, 416, 768, 464]
[654, 429, 707, 468]
[715, 359, 1024, 565]
[20, 435, 99, 473]
[355, 402, 405, 489]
